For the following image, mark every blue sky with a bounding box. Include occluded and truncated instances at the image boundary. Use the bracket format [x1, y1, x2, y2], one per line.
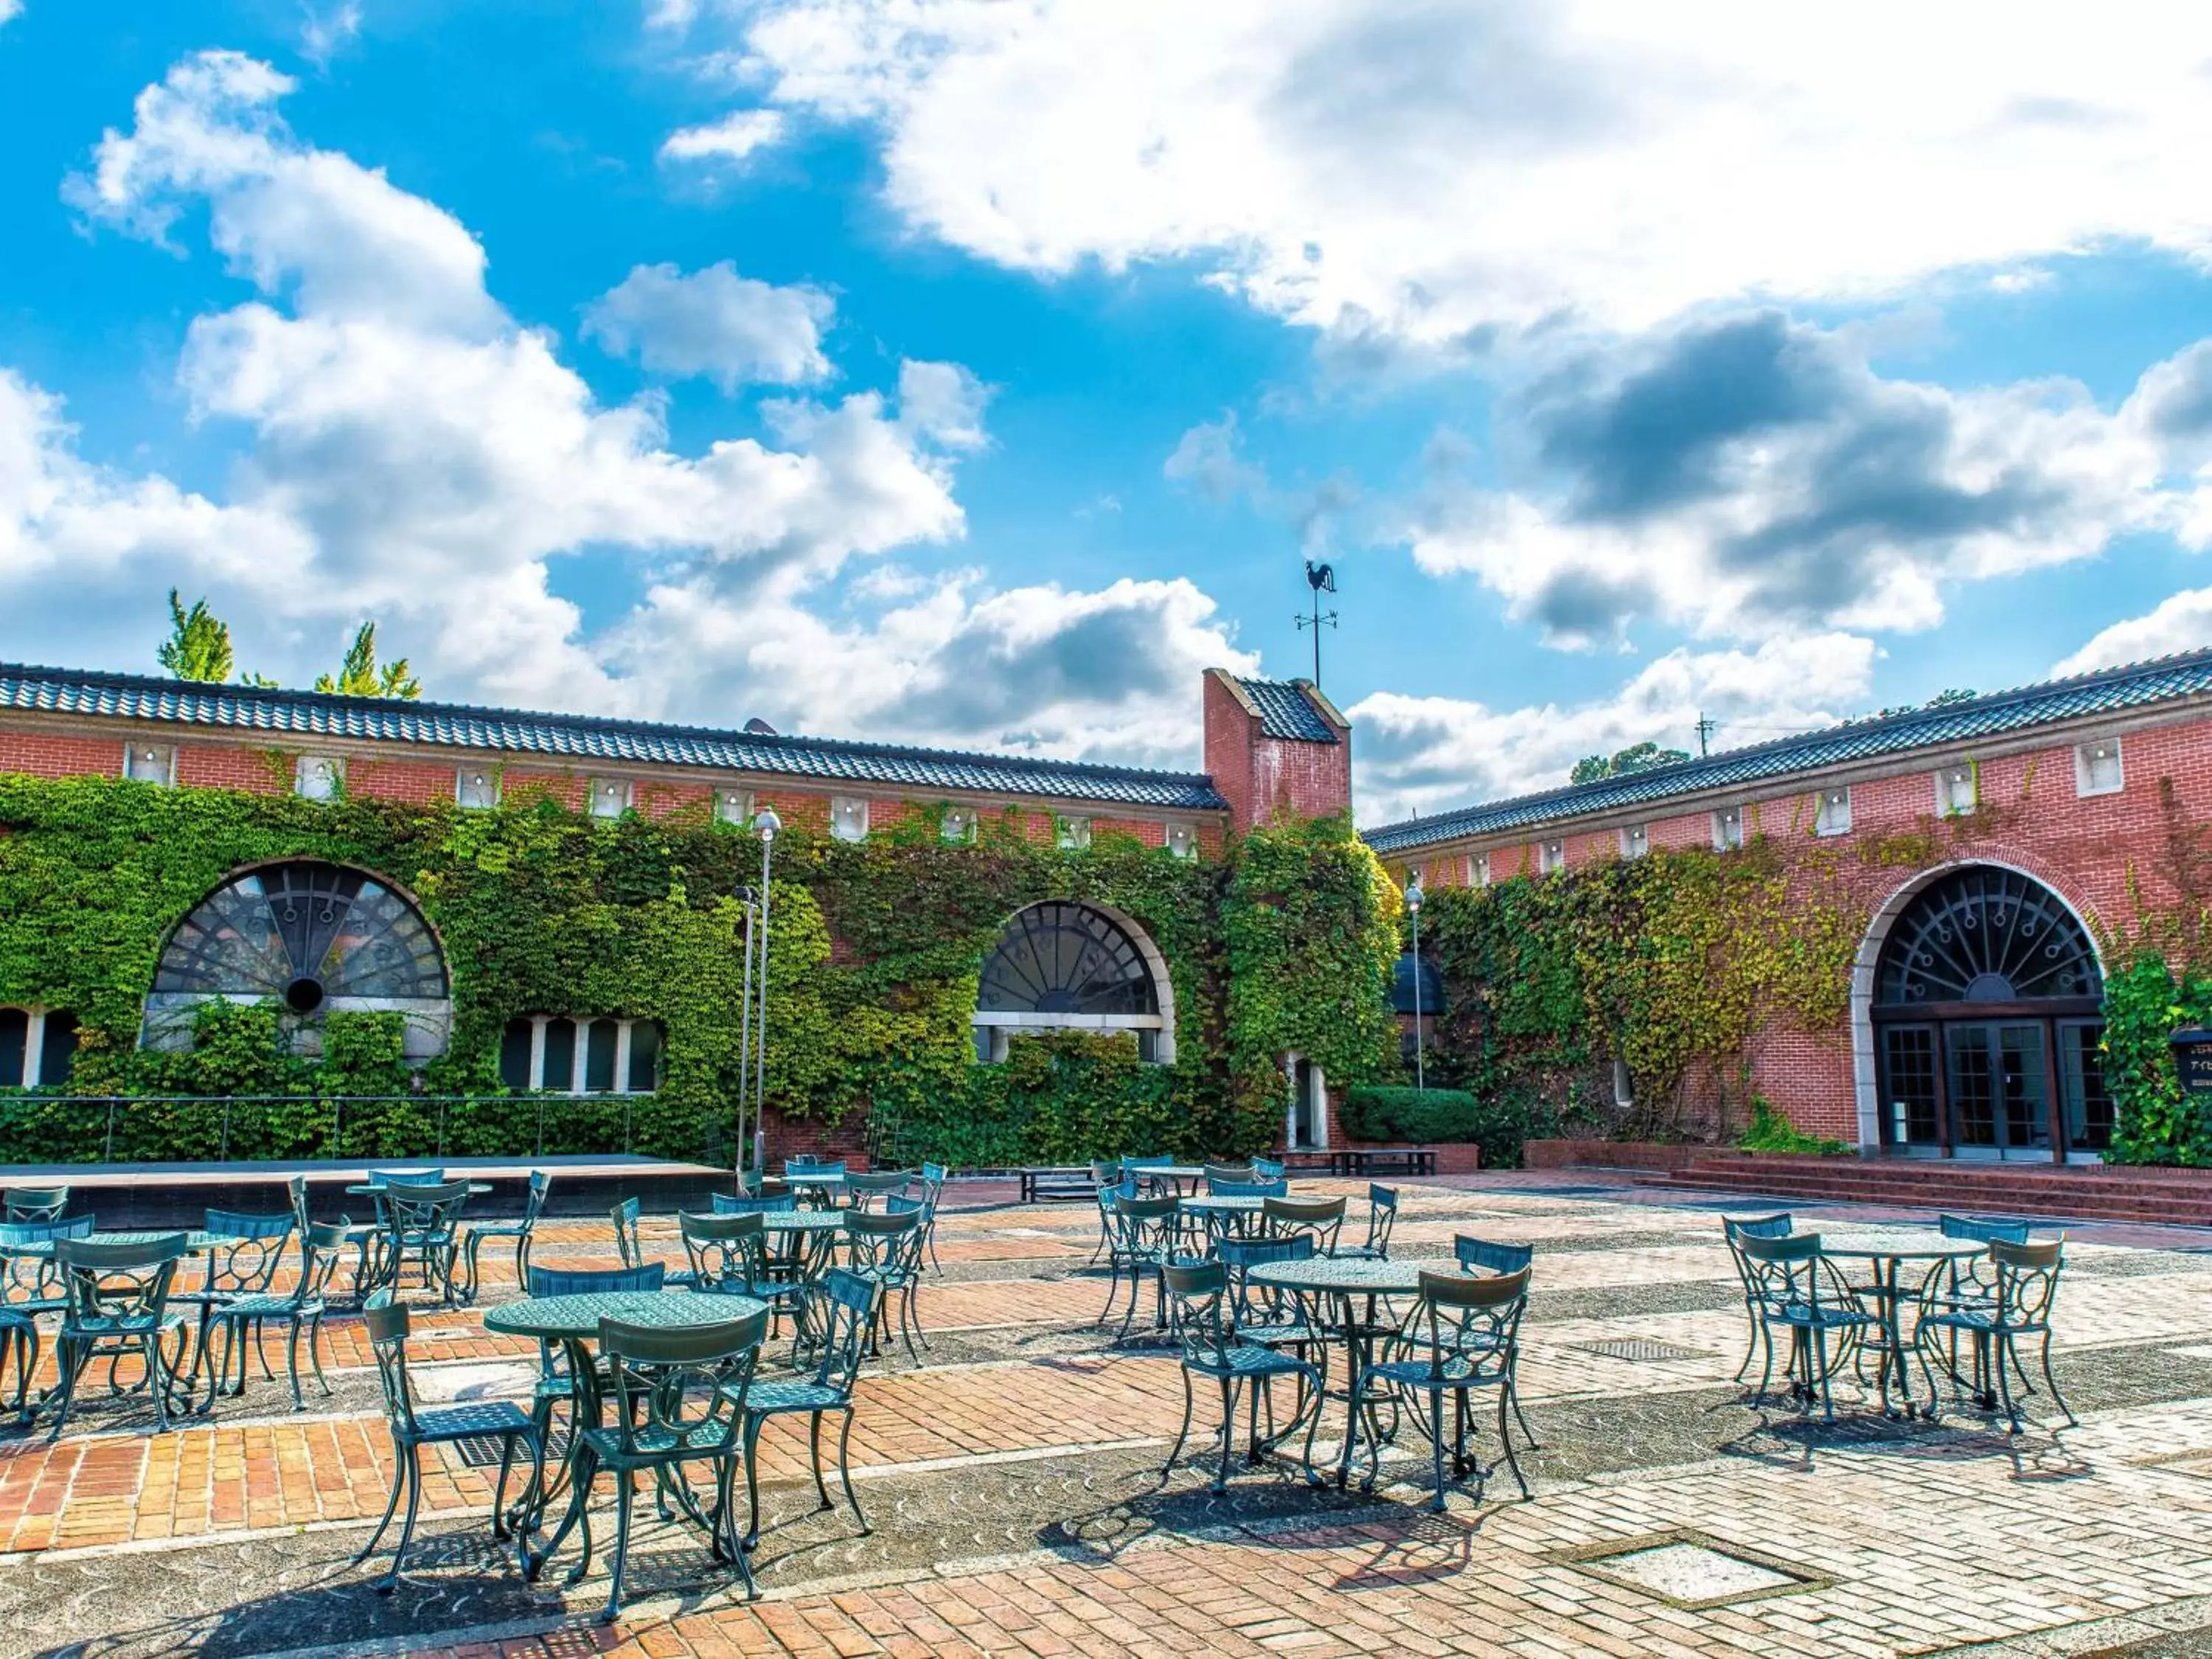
[4, 3, 2212, 823]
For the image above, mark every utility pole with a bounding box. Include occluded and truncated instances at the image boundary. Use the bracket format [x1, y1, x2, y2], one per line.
[1695, 714, 1717, 757]
[1295, 561, 1338, 686]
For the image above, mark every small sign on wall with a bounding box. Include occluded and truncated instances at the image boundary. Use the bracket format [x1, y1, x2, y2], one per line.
[2171, 1027, 2212, 1096]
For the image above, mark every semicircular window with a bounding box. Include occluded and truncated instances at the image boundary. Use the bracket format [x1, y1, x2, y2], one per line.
[1875, 866, 2100, 1006]
[975, 902, 1168, 1062]
[145, 861, 451, 1060]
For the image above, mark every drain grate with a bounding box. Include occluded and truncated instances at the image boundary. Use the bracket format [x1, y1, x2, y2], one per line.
[453, 1426, 566, 1468]
[1568, 1338, 1714, 1363]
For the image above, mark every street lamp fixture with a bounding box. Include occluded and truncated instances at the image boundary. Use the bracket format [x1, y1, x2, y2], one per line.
[1405, 876, 1425, 1093]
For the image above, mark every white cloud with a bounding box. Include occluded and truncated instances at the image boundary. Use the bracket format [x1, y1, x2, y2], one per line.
[300, 2, 363, 67]
[583, 260, 834, 389]
[0, 1, 22, 29]
[2056, 590, 2212, 678]
[660, 108, 787, 167]
[1164, 413, 1267, 506]
[709, 1, 2212, 342]
[1349, 633, 1878, 825]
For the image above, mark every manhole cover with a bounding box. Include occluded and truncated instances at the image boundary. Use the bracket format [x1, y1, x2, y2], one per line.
[1551, 1529, 1832, 1610]
[1568, 1338, 1714, 1363]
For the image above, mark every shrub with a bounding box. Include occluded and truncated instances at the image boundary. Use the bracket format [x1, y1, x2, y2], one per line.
[1736, 1096, 1847, 1155]
[1338, 1083, 1539, 1169]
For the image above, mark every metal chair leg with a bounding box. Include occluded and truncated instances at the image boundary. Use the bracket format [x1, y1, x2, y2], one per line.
[1164, 1369, 1195, 1479]
[809, 1411, 831, 1510]
[351, 1448, 408, 1573]
[838, 1408, 868, 1534]
[602, 1468, 634, 1624]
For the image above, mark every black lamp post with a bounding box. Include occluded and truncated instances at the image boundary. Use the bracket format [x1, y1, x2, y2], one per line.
[1406, 876, 1425, 1093]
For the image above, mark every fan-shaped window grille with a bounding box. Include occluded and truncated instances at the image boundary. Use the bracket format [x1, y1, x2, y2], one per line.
[1875, 866, 2100, 1006]
[974, 902, 1169, 1062]
[145, 862, 451, 1060]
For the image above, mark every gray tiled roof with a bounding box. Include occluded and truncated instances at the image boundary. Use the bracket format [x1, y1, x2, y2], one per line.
[0, 663, 1228, 812]
[1237, 677, 1338, 744]
[1363, 647, 2212, 855]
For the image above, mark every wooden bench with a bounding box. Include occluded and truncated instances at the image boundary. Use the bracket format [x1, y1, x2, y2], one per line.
[1331, 1147, 1437, 1178]
[1018, 1166, 1099, 1203]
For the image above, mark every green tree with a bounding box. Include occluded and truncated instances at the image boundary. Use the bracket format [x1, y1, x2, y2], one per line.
[316, 621, 421, 700]
[156, 591, 235, 683]
[1570, 740, 1691, 786]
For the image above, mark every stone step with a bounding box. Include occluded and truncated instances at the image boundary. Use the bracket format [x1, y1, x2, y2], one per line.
[1647, 1159, 2212, 1226]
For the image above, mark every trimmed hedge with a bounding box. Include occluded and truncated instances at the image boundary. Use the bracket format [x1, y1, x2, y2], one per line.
[1338, 1084, 1540, 1169]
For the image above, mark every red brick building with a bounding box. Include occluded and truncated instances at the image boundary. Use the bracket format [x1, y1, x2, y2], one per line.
[1360, 651, 2212, 1164]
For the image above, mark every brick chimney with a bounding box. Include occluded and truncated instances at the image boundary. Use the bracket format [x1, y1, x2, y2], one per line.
[1202, 669, 1352, 836]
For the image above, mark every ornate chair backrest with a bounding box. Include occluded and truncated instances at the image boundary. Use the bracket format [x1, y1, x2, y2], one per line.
[919, 1161, 948, 1197]
[57, 1234, 188, 1332]
[368, 1169, 444, 1188]
[529, 1263, 666, 1297]
[0, 1217, 88, 1309]
[1939, 1213, 2030, 1299]
[286, 1175, 312, 1235]
[1112, 1192, 1183, 1260]
[1093, 1176, 1136, 1217]
[808, 1268, 879, 1396]
[1413, 1267, 1531, 1382]
[599, 1312, 766, 1461]
[1455, 1234, 1534, 1276]
[681, 1210, 771, 1293]
[200, 1209, 296, 1298]
[1989, 1238, 2065, 1328]
[1207, 1176, 1288, 1197]
[1088, 1159, 1119, 1188]
[784, 1158, 846, 1180]
[1262, 1194, 1345, 1253]
[1250, 1158, 1286, 1181]
[1360, 1185, 1399, 1256]
[1214, 1234, 1314, 1328]
[841, 1207, 924, 1278]
[381, 1180, 471, 1241]
[1736, 1231, 1828, 1315]
[844, 1170, 911, 1212]
[296, 1222, 351, 1307]
[1162, 1259, 1234, 1369]
[1720, 1212, 1794, 1296]
[3, 1186, 69, 1223]
[362, 1290, 420, 1439]
[1202, 1162, 1251, 1186]
[712, 1191, 798, 1215]
[610, 1197, 646, 1269]
[515, 1170, 553, 1229]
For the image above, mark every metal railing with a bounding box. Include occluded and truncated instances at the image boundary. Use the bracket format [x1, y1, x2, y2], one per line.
[0, 1092, 673, 1166]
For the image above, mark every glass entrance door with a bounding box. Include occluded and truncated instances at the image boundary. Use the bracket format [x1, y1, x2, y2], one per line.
[1944, 1023, 2051, 1154]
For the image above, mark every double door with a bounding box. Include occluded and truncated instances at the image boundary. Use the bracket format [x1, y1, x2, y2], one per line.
[1877, 1018, 2110, 1158]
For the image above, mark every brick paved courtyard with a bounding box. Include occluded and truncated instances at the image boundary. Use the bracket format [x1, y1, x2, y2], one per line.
[6, 1174, 2212, 1658]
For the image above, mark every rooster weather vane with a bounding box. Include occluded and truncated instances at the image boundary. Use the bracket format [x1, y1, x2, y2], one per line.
[1295, 560, 1338, 688]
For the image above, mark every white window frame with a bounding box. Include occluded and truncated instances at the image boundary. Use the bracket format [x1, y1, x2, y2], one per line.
[2074, 738, 2124, 798]
[942, 806, 978, 844]
[588, 777, 633, 819]
[294, 754, 344, 801]
[1164, 821, 1197, 860]
[1057, 815, 1092, 851]
[504, 1013, 662, 1095]
[1713, 807, 1745, 851]
[1814, 786, 1852, 838]
[122, 743, 177, 787]
[716, 787, 754, 826]
[1935, 764, 1978, 818]
[1540, 839, 1566, 875]
[831, 796, 870, 843]
[1620, 825, 1649, 860]
[456, 768, 501, 810]
[1469, 852, 1490, 888]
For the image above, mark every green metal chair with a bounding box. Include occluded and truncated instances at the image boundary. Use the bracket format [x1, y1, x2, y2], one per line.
[1916, 1238, 2075, 1432]
[840, 1206, 928, 1360]
[1739, 1232, 1873, 1422]
[457, 1170, 552, 1304]
[570, 1309, 768, 1621]
[918, 1162, 950, 1271]
[3, 1187, 69, 1224]
[198, 1220, 349, 1411]
[1085, 1163, 1124, 1265]
[681, 1211, 810, 1335]
[291, 1174, 378, 1304]
[354, 1290, 539, 1592]
[1262, 1194, 1345, 1256]
[372, 1180, 471, 1304]
[1160, 1259, 1324, 1492]
[1334, 1185, 1399, 1261]
[1352, 1267, 1533, 1509]
[0, 1218, 86, 1421]
[46, 1233, 192, 1439]
[1250, 1158, 1287, 1181]
[1106, 1192, 1189, 1340]
[612, 1196, 697, 1289]
[1720, 1213, 1794, 1382]
[176, 1208, 293, 1394]
[1214, 1235, 1325, 1426]
[517, 1262, 663, 1515]
[1452, 1236, 1543, 1451]
[732, 1265, 877, 1548]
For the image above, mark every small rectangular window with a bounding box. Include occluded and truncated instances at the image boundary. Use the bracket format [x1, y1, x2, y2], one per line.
[1165, 821, 1197, 859]
[1057, 815, 1091, 850]
[831, 796, 869, 842]
[1540, 840, 1566, 874]
[498, 1018, 534, 1091]
[1470, 852, 1490, 888]
[123, 744, 176, 786]
[0, 1009, 24, 1089]
[1814, 786, 1852, 837]
[1714, 807, 1744, 851]
[588, 777, 633, 818]
[35, 1012, 75, 1088]
[457, 768, 500, 810]
[716, 787, 754, 825]
[942, 807, 978, 844]
[1620, 826, 1649, 860]
[584, 1018, 619, 1093]
[626, 1020, 661, 1093]
[541, 1018, 577, 1091]
[1935, 765, 1977, 818]
[295, 754, 344, 801]
[2075, 739, 2123, 797]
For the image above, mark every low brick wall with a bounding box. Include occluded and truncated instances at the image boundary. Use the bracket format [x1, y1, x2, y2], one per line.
[1525, 1138, 1714, 1173]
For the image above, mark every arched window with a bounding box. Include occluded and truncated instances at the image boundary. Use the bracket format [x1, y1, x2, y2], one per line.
[1872, 865, 2107, 1158]
[144, 861, 451, 1060]
[973, 902, 1172, 1062]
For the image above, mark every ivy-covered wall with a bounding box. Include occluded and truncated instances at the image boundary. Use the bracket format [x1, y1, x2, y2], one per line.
[0, 772, 1398, 1166]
